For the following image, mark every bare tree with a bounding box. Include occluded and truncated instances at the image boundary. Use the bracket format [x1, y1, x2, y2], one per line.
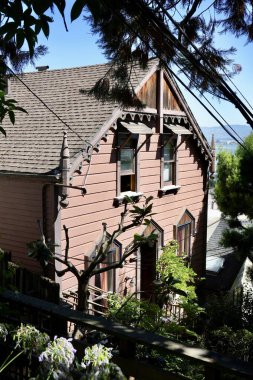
[28, 197, 157, 312]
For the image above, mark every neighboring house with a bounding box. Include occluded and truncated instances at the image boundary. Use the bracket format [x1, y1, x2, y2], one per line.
[206, 215, 252, 296]
[0, 59, 213, 298]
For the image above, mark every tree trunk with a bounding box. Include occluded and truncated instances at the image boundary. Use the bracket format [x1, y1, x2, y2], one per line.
[77, 276, 90, 312]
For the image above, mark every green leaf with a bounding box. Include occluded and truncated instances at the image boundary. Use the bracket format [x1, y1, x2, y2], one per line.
[0, 126, 6, 137]
[14, 106, 28, 114]
[41, 19, 50, 38]
[16, 29, 25, 49]
[32, 0, 51, 16]
[0, 22, 17, 36]
[145, 195, 153, 205]
[8, 110, 15, 125]
[71, 0, 86, 21]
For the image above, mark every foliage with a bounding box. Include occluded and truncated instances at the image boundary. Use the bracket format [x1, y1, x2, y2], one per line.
[81, 344, 112, 369]
[1, 1, 253, 130]
[206, 326, 253, 362]
[14, 323, 50, 358]
[38, 336, 76, 379]
[106, 241, 203, 339]
[0, 323, 125, 379]
[71, 0, 253, 128]
[0, 0, 51, 130]
[156, 241, 203, 323]
[214, 133, 253, 260]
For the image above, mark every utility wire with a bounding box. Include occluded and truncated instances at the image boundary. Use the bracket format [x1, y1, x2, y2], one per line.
[102, 0, 246, 149]
[3, 61, 84, 142]
[152, 0, 253, 125]
[171, 57, 245, 145]
[173, 2, 253, 115]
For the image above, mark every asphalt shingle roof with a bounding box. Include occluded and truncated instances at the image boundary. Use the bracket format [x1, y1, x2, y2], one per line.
[0, 60, 157, 175]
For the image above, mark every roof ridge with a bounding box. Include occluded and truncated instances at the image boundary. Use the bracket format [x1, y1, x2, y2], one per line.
[23, 58, 159, 75]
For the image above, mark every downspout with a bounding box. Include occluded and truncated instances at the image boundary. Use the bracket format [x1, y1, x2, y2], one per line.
[60, 131, 70, 208]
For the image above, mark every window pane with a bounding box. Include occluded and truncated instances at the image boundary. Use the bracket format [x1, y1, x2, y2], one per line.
[121, 174, 135, 192]
[164, 162, 173, 182]
[164, 143, 174, 161]
[121, 149, 135, 173]
[177, 223, 191, 256]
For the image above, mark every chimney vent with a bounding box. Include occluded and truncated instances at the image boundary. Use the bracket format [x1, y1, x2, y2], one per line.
[36, 65, 49, 72]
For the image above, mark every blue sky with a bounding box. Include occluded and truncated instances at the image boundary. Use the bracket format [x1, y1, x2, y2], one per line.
[26, 3, 253, 129]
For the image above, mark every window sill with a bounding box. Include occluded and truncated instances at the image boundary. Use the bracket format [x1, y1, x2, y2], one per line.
[113, 191, 143, 207]
[158, 185, 181, 196]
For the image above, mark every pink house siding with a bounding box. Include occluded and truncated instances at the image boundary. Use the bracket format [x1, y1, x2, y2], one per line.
[60, 125, 208, 293]
[0, 61, 212, 299]
[0, 176, 50, 272]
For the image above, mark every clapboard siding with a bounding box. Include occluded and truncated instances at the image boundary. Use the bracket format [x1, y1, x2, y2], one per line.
[60, 127, 208, 292]
[0, 177, 49, 272]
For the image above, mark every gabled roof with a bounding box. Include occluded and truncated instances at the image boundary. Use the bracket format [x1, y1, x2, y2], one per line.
[0, 61, 156, 175]
[0, 59, 211, 176]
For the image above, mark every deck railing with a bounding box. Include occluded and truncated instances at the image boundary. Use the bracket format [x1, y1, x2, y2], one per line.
[1, 289, 253, 380]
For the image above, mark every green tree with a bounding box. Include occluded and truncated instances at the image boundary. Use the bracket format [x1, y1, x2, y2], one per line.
[1, 1, 253, 131]
[0, 0, 65, 129]
[214, 133, 253, 260]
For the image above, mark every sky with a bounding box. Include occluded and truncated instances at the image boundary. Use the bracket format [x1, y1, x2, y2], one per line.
[25, 2, 253, 129]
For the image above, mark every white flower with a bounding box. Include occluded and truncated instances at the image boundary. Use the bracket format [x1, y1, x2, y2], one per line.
[39, 337, 76, 370]
[0, 324, 8, 341]
[13, 324, 49, 357]
[81, 344, 113, 369]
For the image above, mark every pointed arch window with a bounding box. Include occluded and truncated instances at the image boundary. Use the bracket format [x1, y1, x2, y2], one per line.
[174, 210, 195, 256]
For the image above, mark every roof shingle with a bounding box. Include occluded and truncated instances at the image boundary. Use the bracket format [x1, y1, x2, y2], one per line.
[0, 60, 157, 174]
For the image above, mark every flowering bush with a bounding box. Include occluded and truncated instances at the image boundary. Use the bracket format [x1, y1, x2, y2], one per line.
[81, 344, 112, 368]
[38, 337, 76, 379]
[14, 323, 49, 358]
[0, 323, 126, 379]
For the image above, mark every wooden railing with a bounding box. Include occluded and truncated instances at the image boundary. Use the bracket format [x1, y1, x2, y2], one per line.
[1, 289, 253, 380]
[62, 284, 109, 316]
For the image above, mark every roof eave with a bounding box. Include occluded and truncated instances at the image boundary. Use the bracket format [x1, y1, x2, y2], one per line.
[0, 171, 60, 182]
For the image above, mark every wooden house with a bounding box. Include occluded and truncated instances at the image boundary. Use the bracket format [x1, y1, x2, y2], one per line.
[0, 59, 213, 298]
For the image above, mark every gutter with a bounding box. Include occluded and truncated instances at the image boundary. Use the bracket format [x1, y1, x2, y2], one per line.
[0, 171, 60, 182]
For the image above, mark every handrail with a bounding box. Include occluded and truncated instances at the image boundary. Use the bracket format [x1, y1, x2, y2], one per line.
[1, 289, 253, 379]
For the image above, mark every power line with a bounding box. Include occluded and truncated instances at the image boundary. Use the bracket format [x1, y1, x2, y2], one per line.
[3, 61, 84, 142]
[152, 0, 253, 125]
[173, 3, 253, 115]
[99, 0, 247, 150]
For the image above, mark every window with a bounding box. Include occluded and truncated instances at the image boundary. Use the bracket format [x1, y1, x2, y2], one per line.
[163, 138, 176, 184]
[118, 130, 138, 194]
[162, 135, 177, 187]
[96, 236, 122, 293]
[160, 124, 192, 194]
[174, 210, 195, 256]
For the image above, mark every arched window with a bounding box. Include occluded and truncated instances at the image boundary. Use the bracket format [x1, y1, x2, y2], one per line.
[174, 210, 195, 256]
